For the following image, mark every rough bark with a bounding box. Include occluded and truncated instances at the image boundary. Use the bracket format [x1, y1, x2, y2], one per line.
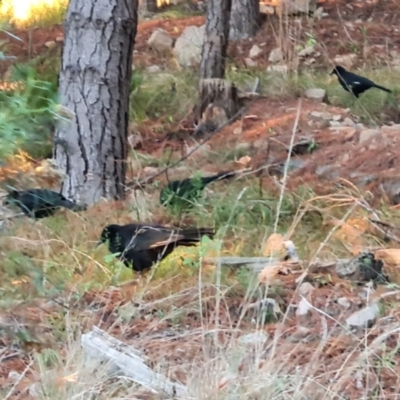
[54, 0, 138, 205]
[197, 78, 239, 128]
[199, 0, 232, 80]
[139, 0, 158, 14]
[196, 0, 239, 132]
[229, 0, 260, 41]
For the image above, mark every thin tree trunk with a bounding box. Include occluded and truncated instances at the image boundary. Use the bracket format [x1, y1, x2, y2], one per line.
[54, 0, 138, 205]
[140, 0, 158, 14]
[196, 0, 240, 134]
[199, 0, 232, 80]
[229, 0, 260, 41]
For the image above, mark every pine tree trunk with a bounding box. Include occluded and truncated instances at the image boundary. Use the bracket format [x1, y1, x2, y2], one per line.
[199, 0, 232, 80]
[196, 0, 240, 133]
[140, 0, 158, 14]
[229, 0, 260, 40]
[54, 0, 138, 205]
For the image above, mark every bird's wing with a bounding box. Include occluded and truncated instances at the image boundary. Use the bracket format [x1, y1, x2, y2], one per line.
[124, 226, 184, 253]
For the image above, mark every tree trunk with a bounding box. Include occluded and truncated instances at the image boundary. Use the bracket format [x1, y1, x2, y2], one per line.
[229, 0, 260, 41]
[54, 0, 138, 205]
[196, 0, 240, 134]
[139, 0, 158, 14]
[199, 0, 232, 80]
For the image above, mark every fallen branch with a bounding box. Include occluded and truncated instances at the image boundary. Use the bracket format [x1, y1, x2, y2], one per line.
[81, 326, 187, 397]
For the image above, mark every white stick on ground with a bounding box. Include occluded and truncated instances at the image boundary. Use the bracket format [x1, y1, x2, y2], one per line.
[81, 326, 187, 397]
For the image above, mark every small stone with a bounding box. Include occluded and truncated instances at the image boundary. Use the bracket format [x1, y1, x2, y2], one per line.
[313, 6, 324, 19]
[334, 53, 357, 69]
[296, 297, 312, 317]
[148, 29, 174, 55]
[44, 41, 56, 49]
[244, 57, 257, 67]
[55, 36, 64, 42]
[298, 282, 315, 296]
[346, 303, 380, 328]
[359, 129, 380, 144]
[268, 47, 284, 63]
[249, 44, 262, 58]
[343, 117, 355, 127]
[329, 120, 342, 127]
[298, 46, 315, 57]
[238, 331, 269, 345]
[233, 126, 243, 135]
[267, 64, 288, 74]
[337, 297, 351, 309]
[304, 88, 326, 102]
[332, 114, 341, 121]
[309, 111, 323, 119]
[146, 65, 161, 73]
[8, 371, 22, 381]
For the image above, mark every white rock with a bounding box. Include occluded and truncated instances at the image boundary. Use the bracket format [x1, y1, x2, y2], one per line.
[343, 117, 355, 127]
[148, 29, 174, 55]
[296, 297, 312, 316]
[268, 47, 284, 63]
[238, 331, 269, 345]
[337, 297, 351, 309]
[8, 371, 22, 381]
[359, 129, 380, 144]
[334, 53, 357, 69]
[346, 303, 380, 328]
[244, 57, 257, 67]
[249, 44, 262, 58]
[146, 65, 161, 73]
[173, 25, 205, 67]
[298, 46, 315, 57]
[267, 64, 288, 74]
[313, 6, 324, 19]
[304, 88, 326, 102]
[298, 282, 315, 296]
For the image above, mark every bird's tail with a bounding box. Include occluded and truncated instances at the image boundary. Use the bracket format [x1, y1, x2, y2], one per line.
[179, 227, 215, 243]
[201, 170, 239, 185]
[373, 84, 392, 94]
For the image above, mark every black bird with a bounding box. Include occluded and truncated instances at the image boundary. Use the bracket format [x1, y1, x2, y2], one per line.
[331, 65, 392, 98]
[3, 188, 87, 219]
[97, 223, 215, 271]
[160, 171, 238, 207]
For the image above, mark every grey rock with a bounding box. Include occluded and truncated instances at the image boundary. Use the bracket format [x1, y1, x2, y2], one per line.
[298, 45, 315, 57]
[305, 88, 326, 102]
[298, 282, 315, 296]
[238, 331, 269, 345]
[346, 302, 380, 328]
[244, 57, 257, 67]
[334, 54, 357, 69]
[336, 258, 359, 277]
[173, 25, 205, 67]
[337, 297, 351, 309]
[268, 47, 284, 63]
[148, 29, 174, 55]
[329, 120, 342, 127]
[267, 64, 288, 74]
[146, 65, 161, 73]
[359, 129, 380, 144]
[249, 44, 262, 58]
[296, 297, 312, 317]
[343, 117, 355, 127]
